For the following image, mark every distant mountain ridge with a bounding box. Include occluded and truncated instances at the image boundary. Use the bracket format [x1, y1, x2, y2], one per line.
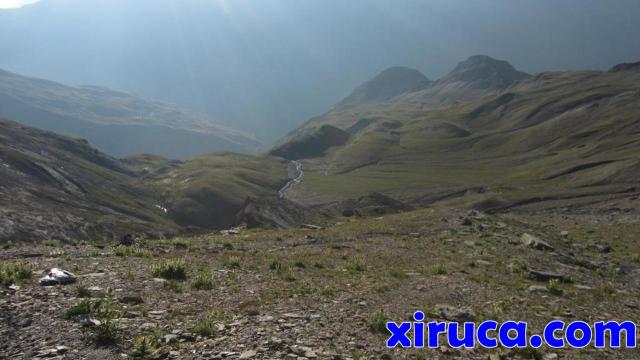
[336, 66, 432, 108]
[271, 56, 640, 211]
[0, 68, 261, 159]
[396, 54, 531, 107]
[275, 55, 531, 152]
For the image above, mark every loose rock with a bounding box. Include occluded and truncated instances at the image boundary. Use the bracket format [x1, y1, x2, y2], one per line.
[521, 233, 554, 251]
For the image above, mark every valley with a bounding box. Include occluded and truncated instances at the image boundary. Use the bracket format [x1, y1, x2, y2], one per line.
[1, 53, 640, 359]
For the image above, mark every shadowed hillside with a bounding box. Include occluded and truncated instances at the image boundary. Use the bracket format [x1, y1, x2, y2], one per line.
[0, 69, 261, 159]
[0, 118, 289, 241]
[0, 118, 178, 241]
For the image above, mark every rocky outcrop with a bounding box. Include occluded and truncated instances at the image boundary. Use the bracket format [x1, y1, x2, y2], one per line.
[236, 197, 318, 229]
[334, 192, 414, 218]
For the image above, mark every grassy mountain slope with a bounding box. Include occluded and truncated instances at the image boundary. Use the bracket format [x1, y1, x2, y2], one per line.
[276, 58, 640, 210]
[128, 153, 289, 230]
[0, 69, 261, 159]
[0, 117, 289, 242]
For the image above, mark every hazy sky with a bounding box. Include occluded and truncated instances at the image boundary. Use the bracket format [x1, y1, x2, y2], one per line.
[1, 0, 639, 142]
[0, 0, 39, 9]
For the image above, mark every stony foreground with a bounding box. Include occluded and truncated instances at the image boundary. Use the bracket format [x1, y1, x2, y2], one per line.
[2, 207, 640, 359]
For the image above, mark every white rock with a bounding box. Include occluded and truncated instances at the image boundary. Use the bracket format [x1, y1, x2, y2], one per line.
[39, 268, 77, 286]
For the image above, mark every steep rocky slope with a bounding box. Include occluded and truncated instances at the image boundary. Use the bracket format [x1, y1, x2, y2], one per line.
[0, 118, 290, 242]
[0, 118, 177, 242]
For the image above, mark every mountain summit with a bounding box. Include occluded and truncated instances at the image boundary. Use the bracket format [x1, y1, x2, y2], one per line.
[440, 55, 531, 89]
[396, 55, 531, 106]
[337, 66, 431, 107]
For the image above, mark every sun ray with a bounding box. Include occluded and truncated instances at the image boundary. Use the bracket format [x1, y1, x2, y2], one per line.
[0, 0, 40, 9]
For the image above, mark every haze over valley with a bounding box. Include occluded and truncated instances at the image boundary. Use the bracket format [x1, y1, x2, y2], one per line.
[2, 1, 640, 359]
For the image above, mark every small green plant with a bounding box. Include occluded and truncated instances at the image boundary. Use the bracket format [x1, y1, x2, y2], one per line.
[593, 283, 617, 301]
[163, 280, 184, 293]
[43, 239, 61, 247]
[76, 286, 92, 298]
[113, 246, 153, 258]
[269, 260, 283, 271]
[221, 256, 241, 269]
[388, 270, 409, 279]
[280, 267, 297, 282]
[87, 319, 121, 347]
[190, 270, 215, 290]
[88, 250, 103, 257]
[129, 335, 160, 358]
[546, 279, 564, 296]
[373, 283, 392, 293]
[64, 299, 101, 319]
[64, 299, 121, 346]
[0, 262, 32, 286]
[346, 257, 366, 273]
[430, 263, 448, 275]
[80, 286, 107, 298]
[368, 309, 388, 334]
[193, 310, 226, 337]
[320, 286, 335, 296]
[150, 259, 188, 280]
[48, 249, 65, 258]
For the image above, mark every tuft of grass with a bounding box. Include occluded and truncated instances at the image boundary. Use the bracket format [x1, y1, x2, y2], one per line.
[64, 299, 121, 346]
[546, 279, 564, 296]
[150, 259, 188, 280]
[48, 249, 65, 258]
[368, 309, 388, 334]
[76, 285, 106, 299]
[76, 286, 92, 298]
[193, 311, 226, 337]
[163, 280, 184, 293]
[64, 299, 114, 319]
[129, 335, 160, 358]
[320, 286, 335, 296]
[345, 257, 367, 273]
[43, 239, 61, 247]
[190, 271, 215, 291]
[0, 262, 32, 286]
[221, 256, 241, 269]
[429, 263, 448, 275]
[593, 283, 617, 301]
[88, 320, 121, 347]
[113, 246, 153, 258]
[373, 283, 392, 293]
[388, 270, 409, 279]
[269, 260, 284, 272]
[88, 250, 104, 257]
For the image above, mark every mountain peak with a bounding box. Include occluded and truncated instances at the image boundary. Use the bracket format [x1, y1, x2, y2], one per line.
[441, 55, 531, 89]
[337, 66, 431, 107]
[609, 60, 640, 72]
